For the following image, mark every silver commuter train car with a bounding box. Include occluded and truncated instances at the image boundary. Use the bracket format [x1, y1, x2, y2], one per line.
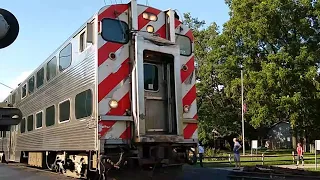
[1, 1, 198, 179]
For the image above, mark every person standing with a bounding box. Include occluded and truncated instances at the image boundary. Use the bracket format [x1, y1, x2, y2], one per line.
[296, 143, 304, 166]
[233, 138, 242, 169]
[198, 142, 204, 167]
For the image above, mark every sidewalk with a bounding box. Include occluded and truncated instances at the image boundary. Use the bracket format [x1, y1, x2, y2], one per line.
[275, 164, 317, 170]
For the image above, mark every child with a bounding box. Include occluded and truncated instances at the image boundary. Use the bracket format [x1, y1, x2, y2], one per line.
[296, 143, 304, 166]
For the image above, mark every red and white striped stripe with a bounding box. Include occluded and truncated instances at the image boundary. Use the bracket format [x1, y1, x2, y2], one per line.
[97, 4, 198, 141]
[137, 6, 166, 38]
[98, 5, 168, 140]
[175, 18, 198, 139]
[98, 4, 131, 140]
[98, 120, 131, 139]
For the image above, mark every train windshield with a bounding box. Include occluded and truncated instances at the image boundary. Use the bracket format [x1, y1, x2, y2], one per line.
[101, 18, 129, 44]
[176, 34, 192, 56]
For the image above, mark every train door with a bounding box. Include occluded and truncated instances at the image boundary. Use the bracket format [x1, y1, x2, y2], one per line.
[9, 125, 17, 161]
[133, 34, 184, 138]
[143, 50, 177, 134]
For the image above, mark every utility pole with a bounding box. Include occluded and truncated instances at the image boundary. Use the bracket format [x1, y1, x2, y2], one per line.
[241, 68, 245, 155]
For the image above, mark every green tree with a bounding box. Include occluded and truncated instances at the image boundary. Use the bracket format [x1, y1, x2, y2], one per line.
[182, 13, 242, 148]
[212, 0, 320, 146]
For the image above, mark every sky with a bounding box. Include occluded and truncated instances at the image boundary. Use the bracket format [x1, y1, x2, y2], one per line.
[0, 0, 230, 101]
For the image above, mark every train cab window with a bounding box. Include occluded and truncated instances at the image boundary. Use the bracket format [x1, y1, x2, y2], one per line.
[36, 112, 43, 129]
[28, 76, 35, 94]
[176, 34, 192, 56]
[36, 67, 45, 88]
[59, 43, 72, 72]
[20, 118, 26, 133]
[59, 100, 70, 122]
[101, 18, 129, 44]
[27, 115, 34, 131]
[46, 105, 55, 127]
[47, 56, 57, 81]
[75, 89, 93, 119]
[21, 84, 27, 98]
[144, 64, 159, 91]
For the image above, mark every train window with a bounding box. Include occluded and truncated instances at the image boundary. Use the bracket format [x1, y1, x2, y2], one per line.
[175, 34, 192, 56]
[46, 105, 55, 127]
[28, 76, 35, 94]
[101, 18, 129, 44]
[2, 131, 6, 138]
[36, 112, 43, 129]
[75, 89, 93, 119]
[47, 56, 57, 81]
[27, 115, 34, 131]
[11, 92, 16, 104]
[20, 118, 25, 133]
[36, 67, 44, 88]
[59, 43, 72, 72]
[59, 100, 70, 122]
[144, 64, 159, 91]
[79, 31, 86, 52]
[21, 84, 27, 98]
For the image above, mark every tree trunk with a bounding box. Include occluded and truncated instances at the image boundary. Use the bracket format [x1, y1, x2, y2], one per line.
[303, 130, 307, 152]
[292, 136, 297, 149]
[291, 125, 297, 149]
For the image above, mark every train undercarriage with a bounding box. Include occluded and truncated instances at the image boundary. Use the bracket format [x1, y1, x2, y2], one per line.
[16, 143, 197, 180]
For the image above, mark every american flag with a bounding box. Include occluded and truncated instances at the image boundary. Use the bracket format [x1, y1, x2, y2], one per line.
[243, 103, 247, 113]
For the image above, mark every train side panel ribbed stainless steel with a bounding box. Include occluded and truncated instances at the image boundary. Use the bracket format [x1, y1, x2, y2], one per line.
[1, 15, 99, 159]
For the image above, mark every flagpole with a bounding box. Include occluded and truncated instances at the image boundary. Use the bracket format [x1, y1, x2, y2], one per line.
[241, 68, 245, 155]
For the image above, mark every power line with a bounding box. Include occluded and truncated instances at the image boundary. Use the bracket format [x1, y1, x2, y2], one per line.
[0, 82, 14, 90]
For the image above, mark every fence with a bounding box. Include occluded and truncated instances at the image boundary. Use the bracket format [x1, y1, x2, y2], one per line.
[202, 151, 320, 165]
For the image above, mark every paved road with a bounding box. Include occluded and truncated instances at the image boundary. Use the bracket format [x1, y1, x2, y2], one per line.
[0, 163, 234, 180]
[0, 164, 73, 180]
[179, 166, 232, 180]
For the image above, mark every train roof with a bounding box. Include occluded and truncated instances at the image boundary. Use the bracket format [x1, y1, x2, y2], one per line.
[3, 3, 187, 102]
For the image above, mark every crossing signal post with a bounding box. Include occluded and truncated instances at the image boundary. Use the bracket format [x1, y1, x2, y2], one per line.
[0, 8, 21, 128]
[0, 8, 19, 49]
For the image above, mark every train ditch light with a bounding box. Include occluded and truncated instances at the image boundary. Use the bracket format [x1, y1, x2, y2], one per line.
[0, 102, 22, 129]
[0, 8, 19, 49]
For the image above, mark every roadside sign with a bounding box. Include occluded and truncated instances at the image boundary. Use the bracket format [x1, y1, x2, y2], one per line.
[252, 140, 258, 149]
[315, 140, 320, 170]
[316, 140, 320, 150]
[251, 140, 258, 160]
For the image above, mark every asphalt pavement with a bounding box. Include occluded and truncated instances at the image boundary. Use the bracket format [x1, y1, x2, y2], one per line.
[0, 163, 234, 180]
[0, 164, 73, 180]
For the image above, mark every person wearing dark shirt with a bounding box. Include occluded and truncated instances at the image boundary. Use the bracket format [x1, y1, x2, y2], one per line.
[233, 138, 242, 169]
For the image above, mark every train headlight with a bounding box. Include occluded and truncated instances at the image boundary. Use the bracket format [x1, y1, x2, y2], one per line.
[109, 99, 118, 109]
[149, 14, 157, 21]
[183, 105, 190, 113]
[146, 25, 154, 33]
[143, 12, 149, 19]
[142, 12, 158, 22]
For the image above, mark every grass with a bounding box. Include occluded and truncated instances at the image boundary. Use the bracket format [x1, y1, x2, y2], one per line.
[304, 168, 320, 172]
[197, 149, 320, 170]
